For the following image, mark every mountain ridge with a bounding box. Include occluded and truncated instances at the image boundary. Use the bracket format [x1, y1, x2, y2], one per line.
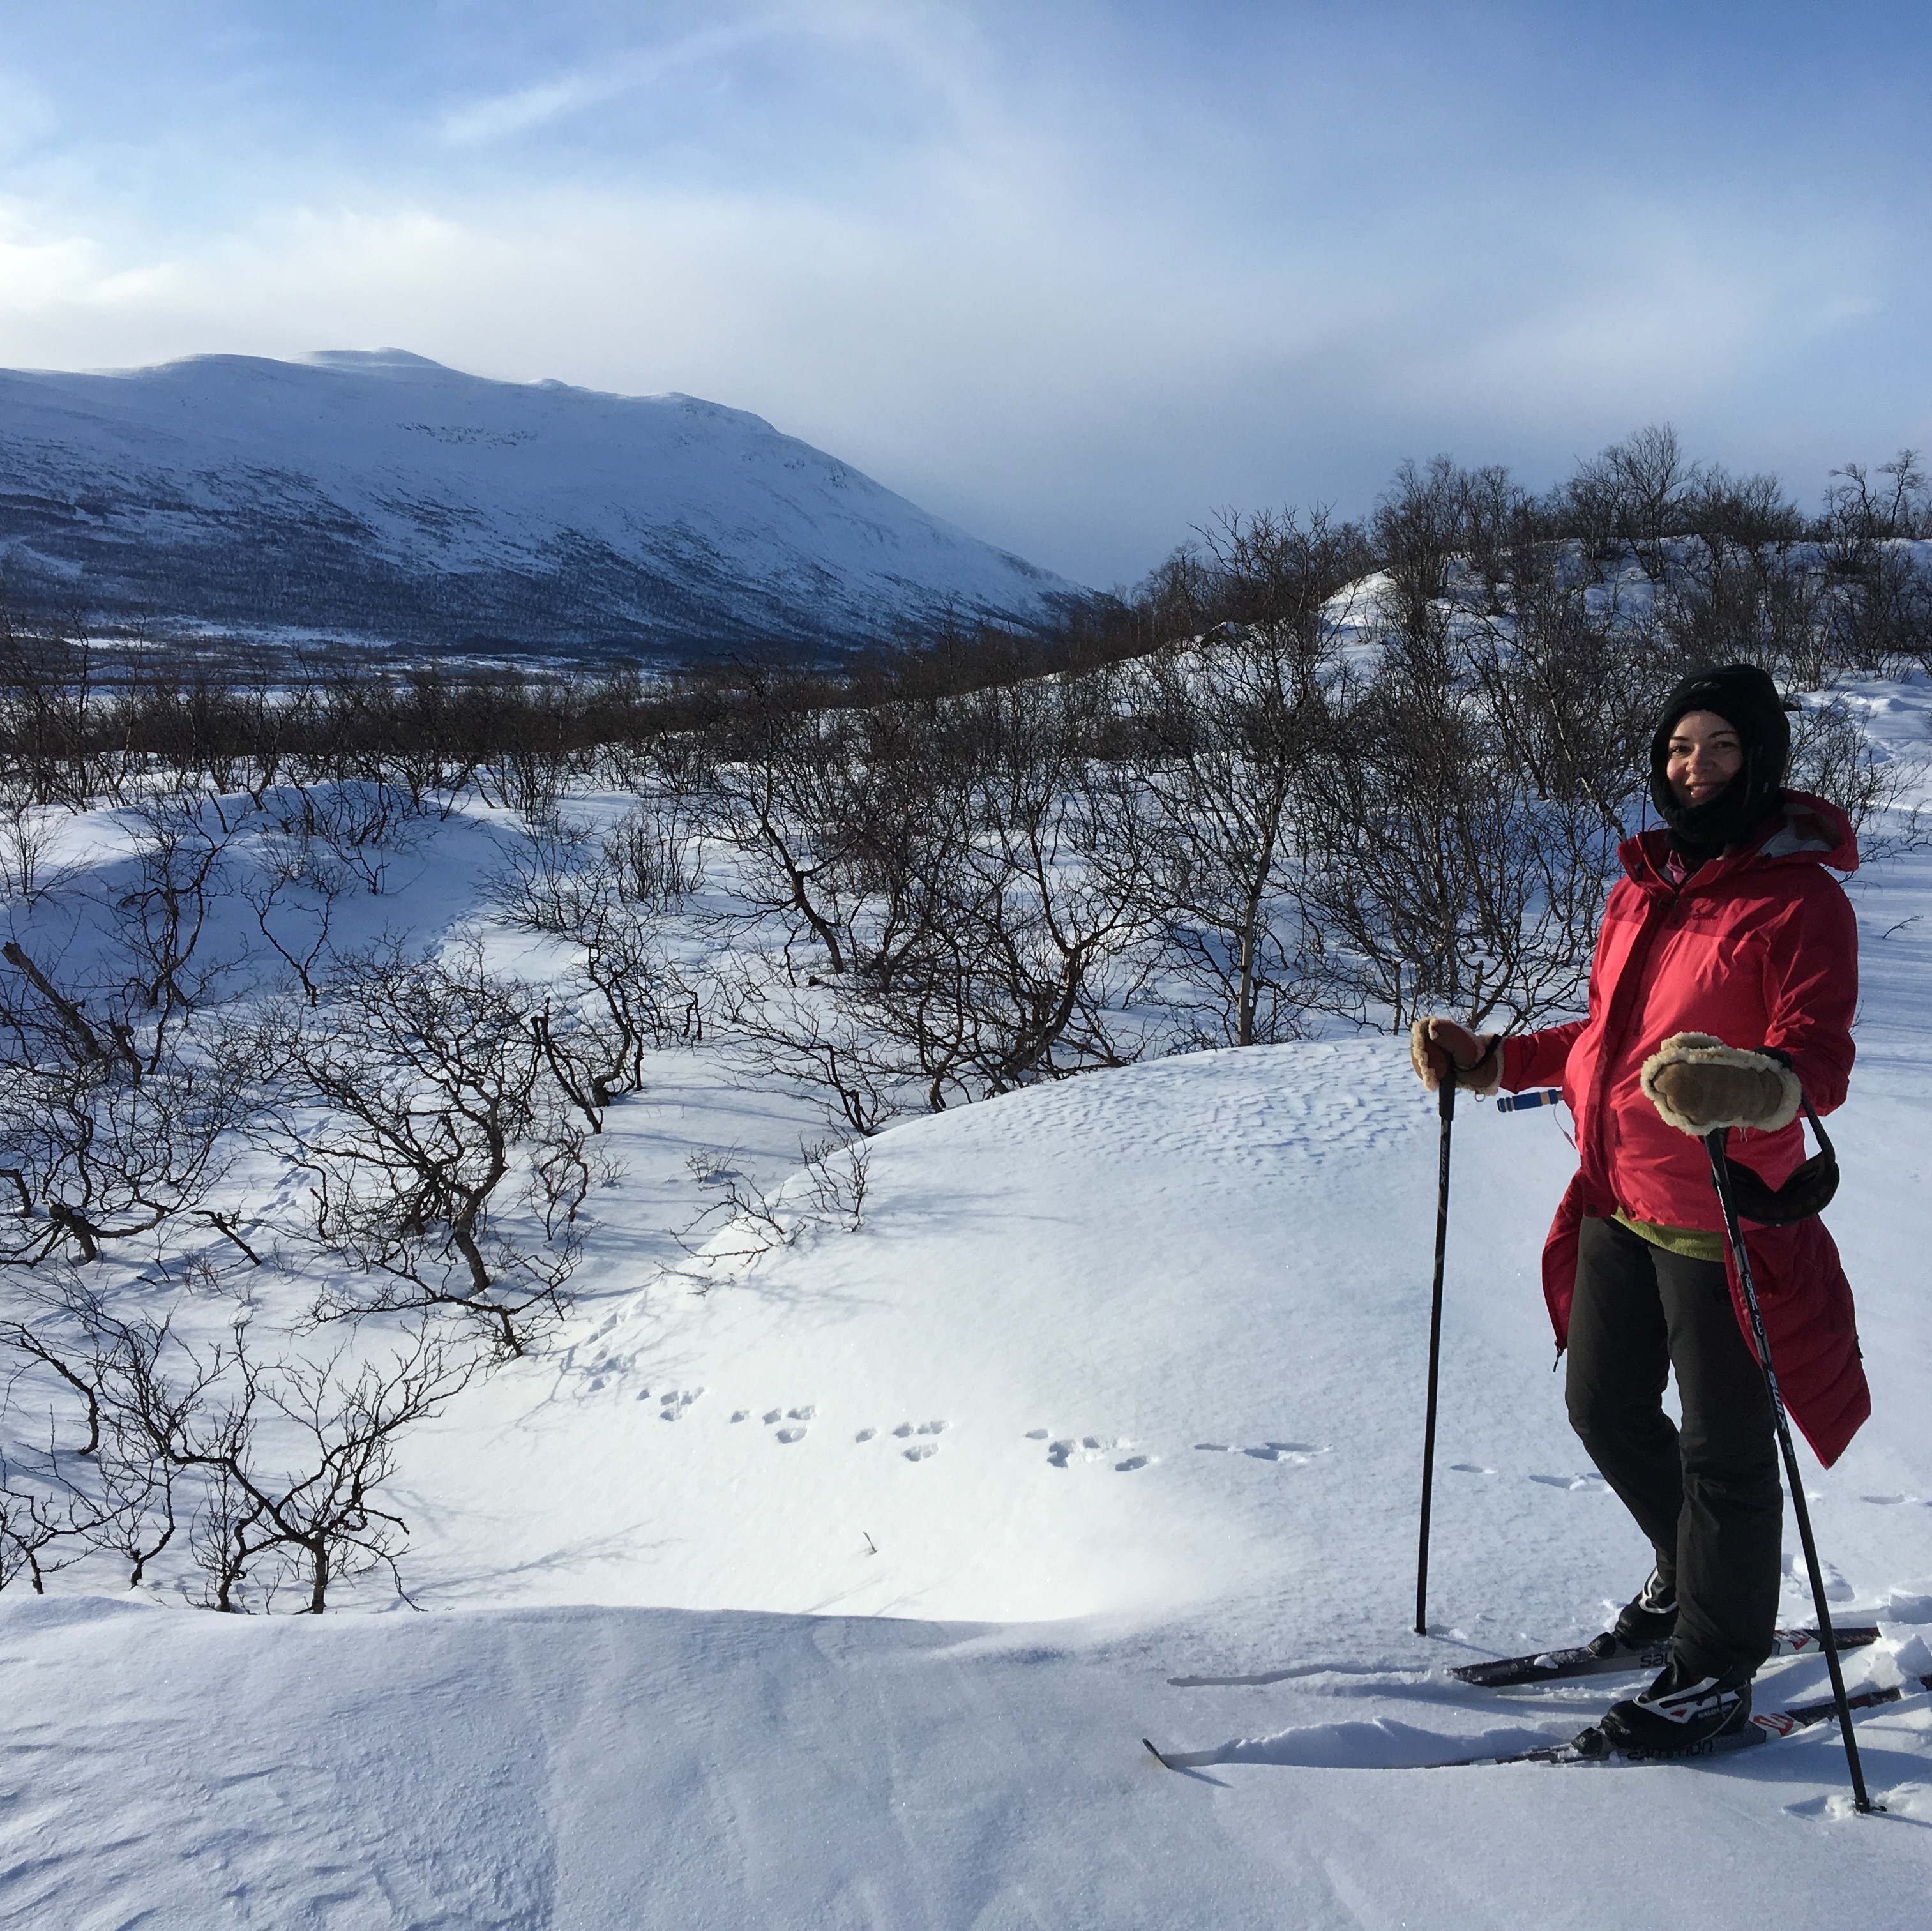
[0, 349, 1086, 660]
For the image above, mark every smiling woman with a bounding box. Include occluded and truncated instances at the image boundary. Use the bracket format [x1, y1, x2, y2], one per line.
[1664, 711, 1745, 810]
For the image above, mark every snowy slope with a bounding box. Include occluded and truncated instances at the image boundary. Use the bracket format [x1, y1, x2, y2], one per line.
[4, 689, 1932, 1927]
[6, 1027, 1932, 1927]
[0, 350, 1083, 655]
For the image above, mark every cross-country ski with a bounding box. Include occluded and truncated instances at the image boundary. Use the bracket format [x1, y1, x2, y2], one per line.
[1144, 1673, 1932, 1777]
[1451, 1623, 1883, 1690]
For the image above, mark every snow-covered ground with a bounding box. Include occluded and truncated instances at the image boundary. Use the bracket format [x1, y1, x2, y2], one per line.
[5, 683, 1932, 1928]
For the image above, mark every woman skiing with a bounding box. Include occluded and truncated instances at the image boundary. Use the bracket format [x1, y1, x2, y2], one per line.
[1410, 661, 1865, 1753]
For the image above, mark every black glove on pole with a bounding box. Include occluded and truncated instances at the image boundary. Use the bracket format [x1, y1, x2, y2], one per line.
[1705, 1126, 1878, 1815]
[1415, 1075, 1454, 1635]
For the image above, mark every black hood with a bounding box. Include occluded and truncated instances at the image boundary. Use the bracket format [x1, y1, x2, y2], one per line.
[1648, 662, 1794, 864]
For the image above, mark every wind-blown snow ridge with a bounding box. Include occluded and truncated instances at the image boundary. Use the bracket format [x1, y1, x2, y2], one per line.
[0, 349, 1087, 656]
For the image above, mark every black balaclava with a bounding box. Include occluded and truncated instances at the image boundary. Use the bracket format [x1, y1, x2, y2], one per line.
[1647, 662, 1793, 866]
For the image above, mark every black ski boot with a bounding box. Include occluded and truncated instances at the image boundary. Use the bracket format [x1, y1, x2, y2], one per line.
[1577, 1657, 1756, 1758]
[1582, 1564, 1678, 1662]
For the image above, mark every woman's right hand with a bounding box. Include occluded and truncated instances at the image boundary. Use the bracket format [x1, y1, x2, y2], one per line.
[1409, 1017, 1501, 1094]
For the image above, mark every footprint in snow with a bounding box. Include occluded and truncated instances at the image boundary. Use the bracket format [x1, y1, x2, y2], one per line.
[903, 1442, 938, 1462]
[659, 1389, 703, 1421]
[855, 1427, 877, 1442]
[731, 1409, 750, 1423]
[1115, 1455, 1151, 1473]
[763, 1409, 784, 1425]
[776, 1426, 807, 1444]
[787, 1405, 817, 1421]
[1530, 1472, 1608, 1491]
[1025, 1428, 1049, 1440]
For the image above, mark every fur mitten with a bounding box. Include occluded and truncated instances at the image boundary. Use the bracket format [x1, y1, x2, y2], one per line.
[1640, 1032, 1802, 1136]
[1409, 1017, 1502, 1096]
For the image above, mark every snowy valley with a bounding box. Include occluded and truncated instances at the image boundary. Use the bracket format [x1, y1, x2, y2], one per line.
[3, 614, 1931, 1925]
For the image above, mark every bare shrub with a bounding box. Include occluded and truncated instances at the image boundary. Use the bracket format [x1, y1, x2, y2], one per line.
[116, 797, 242, 1030]
[0, 785, 75, 904]
[1112, 508, 1364, 1046]
[492, 803, 704, 1114]
[0, 937, 255, 1266]
[1788, 697, 1926, 859]
[268, 942, 595, 1357]
[1300, 527, 1624, 1033]
[1, 1292, 476, 1610]
[266, 778, 422, 897]
[671, 1135, 872, 1283]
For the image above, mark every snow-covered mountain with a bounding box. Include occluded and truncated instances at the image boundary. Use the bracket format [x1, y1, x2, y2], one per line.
[0, 349, 1085, 658]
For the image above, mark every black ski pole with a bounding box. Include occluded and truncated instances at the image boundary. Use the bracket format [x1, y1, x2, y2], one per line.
[1705, 1126, 1878, 1815]
[1415, 1073, 1454, 1635]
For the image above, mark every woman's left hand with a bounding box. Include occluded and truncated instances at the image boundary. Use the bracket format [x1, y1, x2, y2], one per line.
[1640, 1033, 1800, 1135]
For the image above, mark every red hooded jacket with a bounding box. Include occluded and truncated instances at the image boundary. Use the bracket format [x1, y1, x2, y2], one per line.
[1500, 791, 1868, 1465]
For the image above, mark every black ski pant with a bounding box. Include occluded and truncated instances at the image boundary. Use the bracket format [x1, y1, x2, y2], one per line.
[1565, 1213, 1782, 1678]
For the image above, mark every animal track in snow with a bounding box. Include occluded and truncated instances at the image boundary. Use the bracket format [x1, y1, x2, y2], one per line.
[730, 1409, 750, 1423]
[764, 1409, 784, 1426]
[1025, 1428, 1049, 1440]
[1115, 1455, 1151, 1473]
[1530, 1472, 1608, 1492]
[775, 1426, 807, 1444]
[855, 1427, 877, 1442]
[787, 1405, 817, 1421]
[1046, 1435, 1127, 1469]
[1195, 1438, 1330, 1465]
[1451, 1463, 1496, 1474]
[659, 1389, 704, 1421]
[903, 1441, 938, 1462]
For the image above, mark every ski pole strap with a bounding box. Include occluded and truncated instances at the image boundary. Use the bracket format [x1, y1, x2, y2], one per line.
[1494, 1088, 1562, 1113]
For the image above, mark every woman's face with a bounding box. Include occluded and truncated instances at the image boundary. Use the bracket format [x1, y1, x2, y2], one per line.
[1664, 709, 1745, 808]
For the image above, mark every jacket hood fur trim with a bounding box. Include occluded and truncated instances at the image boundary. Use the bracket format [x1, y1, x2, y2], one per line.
[1640, 1031, 1804, 1137]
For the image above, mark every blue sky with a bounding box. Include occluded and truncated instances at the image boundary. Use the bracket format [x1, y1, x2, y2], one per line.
[1, 2, 1928, 586]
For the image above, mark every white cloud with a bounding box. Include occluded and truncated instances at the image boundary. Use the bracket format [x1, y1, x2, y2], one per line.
[0, 6, 1926, 579]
